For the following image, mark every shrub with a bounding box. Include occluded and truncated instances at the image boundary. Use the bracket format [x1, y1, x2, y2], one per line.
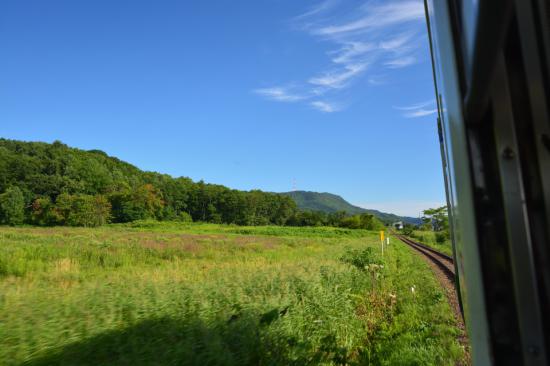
[402, 224, 415, 235]
[110, 184, 164, 222]
[66, 195, 111, 227]
[177, 211, 193, 223]
[31, 197, 60, 226]
[435, 231, 448, 244]
[0, 187, 25, 225]
[340, 247, 384, 271]
[31, 194, 111, 227]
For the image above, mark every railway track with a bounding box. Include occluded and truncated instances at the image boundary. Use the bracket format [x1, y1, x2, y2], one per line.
[392, 233, 456, 282]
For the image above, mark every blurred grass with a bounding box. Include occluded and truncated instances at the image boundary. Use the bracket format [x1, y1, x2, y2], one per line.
[0, 223, 465, 365]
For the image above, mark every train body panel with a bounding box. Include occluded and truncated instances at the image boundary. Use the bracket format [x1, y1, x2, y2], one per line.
[425, 0, 550, 364]
[424, 2, 492, 364]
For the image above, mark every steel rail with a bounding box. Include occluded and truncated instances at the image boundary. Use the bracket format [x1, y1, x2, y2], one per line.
[392, 233, 456, 282]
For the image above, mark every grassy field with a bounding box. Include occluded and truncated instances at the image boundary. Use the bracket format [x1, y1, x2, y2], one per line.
[0, 222, 465, 365]
[407, 230, 453, 257]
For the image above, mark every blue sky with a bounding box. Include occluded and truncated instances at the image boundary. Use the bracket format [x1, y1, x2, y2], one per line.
[0, 0, 444, 217]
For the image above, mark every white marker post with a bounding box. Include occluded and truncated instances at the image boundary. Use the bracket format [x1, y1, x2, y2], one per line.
[386, 237, 390, 245]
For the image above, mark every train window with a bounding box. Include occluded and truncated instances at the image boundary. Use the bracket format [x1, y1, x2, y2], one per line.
[2, 1, 550, 365]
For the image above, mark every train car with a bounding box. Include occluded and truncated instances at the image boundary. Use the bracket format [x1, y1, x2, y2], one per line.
[392, 221, 404, 230]
[424, 0, 550, 365]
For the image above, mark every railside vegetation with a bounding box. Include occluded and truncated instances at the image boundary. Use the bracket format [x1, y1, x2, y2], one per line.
[0, 223, 465, 365]
[401, 206, 452, 256]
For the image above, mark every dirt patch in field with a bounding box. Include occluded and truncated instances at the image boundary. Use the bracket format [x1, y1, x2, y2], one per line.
[52, 258, 79, 273]
[132, 233, 222, 249]
[140, 238, 203, 251]
[181, 242, 202, 253]
[7, 227, 65, 236]
[232, 236, 281, 249]
[137, 233, 281, 251]
[178, 233, 227, 241]
[1, 227, 283, 253]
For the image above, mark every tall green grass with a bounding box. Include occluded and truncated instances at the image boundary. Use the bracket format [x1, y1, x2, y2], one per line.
[408, 230, 453, 256]
[120, 220, 375, 238]
[0, 224, 465, 365]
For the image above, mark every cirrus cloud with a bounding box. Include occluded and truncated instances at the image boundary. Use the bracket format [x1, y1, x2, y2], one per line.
[254, 1, 427, 113]
[310, 100, 341, 113]
[394, 99, 438, 118]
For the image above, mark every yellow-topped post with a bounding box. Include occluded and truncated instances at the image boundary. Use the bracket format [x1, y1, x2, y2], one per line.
[380, 230, 385, 255]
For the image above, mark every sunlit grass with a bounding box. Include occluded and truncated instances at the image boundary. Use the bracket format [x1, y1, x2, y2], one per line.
[0, 223, 465, 365]
[407, 230, 453, 256]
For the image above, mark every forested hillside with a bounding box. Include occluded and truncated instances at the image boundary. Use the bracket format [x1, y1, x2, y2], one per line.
[280, 191, 366, 214]
[0, 139, 384, 229]
[0, 139, 297, 226]
[281, 191, 421, 225]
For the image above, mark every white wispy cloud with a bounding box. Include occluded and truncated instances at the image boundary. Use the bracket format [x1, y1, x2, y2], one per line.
[384, 56, 416, 68]
[331, 41, 375, 64]
[293, 0, 337, 20]
[254, 87, 307, 102]
[404, 108, 437, 117]
[394, 99, 438, 118]
[367, 74, 387, 85]
[379, 31, 416, 51]
[254, 0, 427, 113]
[315, 1, 425, 36]
[394, 99, 435, 110]
[309, 63, 368, 89]
[310, 100, 340, 113]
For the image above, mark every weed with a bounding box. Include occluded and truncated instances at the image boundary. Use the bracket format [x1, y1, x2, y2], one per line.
[0, 224, 465, 365]
[340, 247, 384, 271]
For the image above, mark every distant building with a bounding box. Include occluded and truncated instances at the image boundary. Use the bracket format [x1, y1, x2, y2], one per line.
[392, 221, 404, 230]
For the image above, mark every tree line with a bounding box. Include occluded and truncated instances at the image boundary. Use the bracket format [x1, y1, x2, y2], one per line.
[0, 139, 383, 229]
[401, 206, 450, 243]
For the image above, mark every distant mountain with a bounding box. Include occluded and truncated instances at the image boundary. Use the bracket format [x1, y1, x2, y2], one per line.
[280, 191, 421, 225]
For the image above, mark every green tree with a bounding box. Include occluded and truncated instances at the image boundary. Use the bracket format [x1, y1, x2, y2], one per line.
[327, 211, 347, 226]
[421, 206, 450, 243]
[110, 184, 164, 222]
[176, 211, 193, 222]
[30, 197, 61, 226]
[339, 215, 361, 229]
[0, 186, 25, 225]
[0, 138, 400, 229]
[294, 211, 327, 226]
[402, 223, 415, 235]
[55, 194, 111, 227]
[67, 195, 111, 227]
[358, 213, 376, 229]
[271, 196, 297, 225]
[421, 206, 449, 232]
